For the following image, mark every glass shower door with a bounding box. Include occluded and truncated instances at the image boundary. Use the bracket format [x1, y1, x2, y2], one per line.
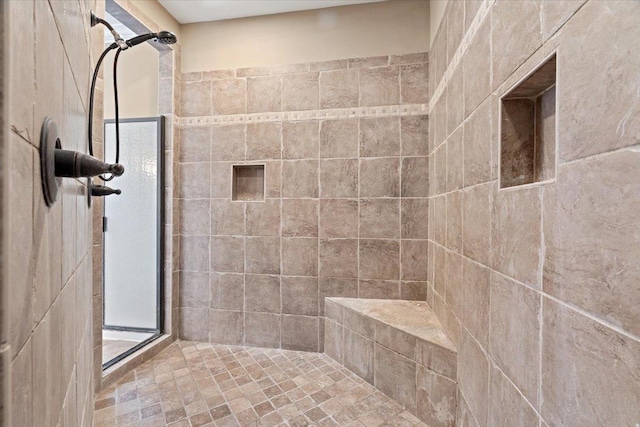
[102, 117, 164, 368]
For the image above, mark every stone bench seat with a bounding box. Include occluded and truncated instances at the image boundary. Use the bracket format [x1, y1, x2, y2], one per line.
[324, 298, 457, 427]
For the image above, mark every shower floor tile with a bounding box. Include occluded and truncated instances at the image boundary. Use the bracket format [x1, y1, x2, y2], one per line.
[93, 341, 428, 427]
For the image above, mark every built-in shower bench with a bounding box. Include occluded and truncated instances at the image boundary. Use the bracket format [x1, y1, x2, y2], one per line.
[324, 298, 457, 427]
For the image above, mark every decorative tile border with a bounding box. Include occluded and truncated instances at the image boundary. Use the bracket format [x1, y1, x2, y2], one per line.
[429, 0, 494, 112]
[177, 103, 428, 127]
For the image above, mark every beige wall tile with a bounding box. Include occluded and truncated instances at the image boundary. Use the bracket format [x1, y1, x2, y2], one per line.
[401, 116, 429, 157]
[180, 126, 211, 162]
[212, 78, 246, 115]
[359, 117, 400, 157]
[401, 157, 429, 197]
[247, 75, 283, 113]
[462, 259, 490, 348]
[181, 236, 210, 272]
[400, 281, 427, 301]
[181, 81, 211, 116]
[245, 312, 280, 348]
[319, 69, 359, 109]
[180, 308, 210, 341]
[344, 330, 375, 384]
[349, 56, 389, 68]
[210, 310, 244, 345]
[319, 199, 358, 238]
[458, 330, 489, 427]
[211, 124, 245, 161]
[401, 240, 428, 281]
[446, 191, 462, 253]
[281, 315, 319, 351]
[488, 363, 539, 427]
[543, 150, 640, 337]
[359, 199, 400, 239]
[318, 278, 358, 315]
[320, 118, 359, 158]
[400, 63, 429, 105]
[320, 159, 358, 198]
[489, 272, 540, 407]
[245, 236, 280, 274]
[359, 239, 400, 280]
[462, 182, 491, 266]
[401, 199, 429, 239]
[211, 161, 233, 199]
[246, 122, 282, 160]
[282, 276, 319, 316]
[180, 199, 211, 235]
[446, 0, 465, 62]
[245, 274, 280, 313]
[463, 99, 492, 187]
[180, 271, 210, 308]
[374, 344, 416, 412]
[541, 298, 640, 426]
[463, 19, 491, 116]
[360, 157, 400, 198]
[446, 63, 464, 137]
[360, 66, 400, 106]
[319, 239, 358, 279]
[446, 128, 464, 192]
[282, 160, 319, 198]
[246, 199, 280, 237]
[283, 72, 319, 111]
[179, 162, 210, 199]
[359, 280, 400, 300]
[283, 121, 319, 160]
[434, 143, 447, 195]
[324, 319, 344, 363]
[211, 199, 244, 236]
[416, 365, 457, 427]
[210, 236, 243, 273]
[282, 199, 318, 237]
[210, 272, 244, 311]
[282, 238, 318, 277]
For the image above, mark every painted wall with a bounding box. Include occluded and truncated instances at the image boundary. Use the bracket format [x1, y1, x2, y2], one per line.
[180, 0, 429, 72]
[429, 1, 640, 425]
[103, 42, 159, 119]
[130, 0, 181, 42]
[6, 0, 102, 425]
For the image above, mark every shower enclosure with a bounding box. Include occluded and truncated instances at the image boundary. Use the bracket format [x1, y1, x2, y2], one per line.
[102, 117, 165, 368]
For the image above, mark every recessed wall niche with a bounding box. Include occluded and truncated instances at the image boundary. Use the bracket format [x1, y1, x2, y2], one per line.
[500, 54, 557, 188]
[232, 165, 265, 201]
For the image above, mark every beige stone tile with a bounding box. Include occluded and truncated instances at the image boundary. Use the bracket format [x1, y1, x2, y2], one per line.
[282, 276, 319, 316]
[210, 236, 243, 273]
[416, 365, 456, 427]
[211, 124, 245, 161]
[245, 236, 280, 274]
[359, 239, 400, 280]
[349, 56, 388, 68]
[282, 238, 318, 277]
[319, 119, 358, 160]
[488, 363, 539, 427]
[400, 281, 427, 301]
[282, 160, 319, 198]
[320, 159, 358, 198]
[310, 59, 349, 72]
[179, 162, 210, 199]
[359, 199, 400, 239]
[281, 315, 319, 352]
[462, 182, 491, 266]
[210, 310, 244, 345]
[247, 75, 282, 113]
[553, 1, 640, 161]
[283, 72, 319, 111]
[282, 199, 318, 237]
[401, 116, 429, 157]
[400, 63, 429, 105]
[246, 122, 282, 160]
[245, 274, 280, 313]
[359, 117, 400, 157]
[11, 339, 32, 427]
[181, 199, 210, 235]
[491, 0, 542, 90]
[462, 259, 489, 348]
[246, 199, 280, 236]
[264, 161, 282, 199]
[324, 319, 344, 363]
[490, 272, 540, 408]
[344, 330, 374, 384]
[319, 239, 358, 279]
[446, 127, 463, 192]
[491, 186, 541, 288]
[211, 199, 244, 236]
[359, 157, 399, 198]
[212, 78, 246, 115]
[543, 149, 640, 337]
[374, 345, 416, 412]
[320, 69, 359, 109]
[446, 191, 462, 253]
[434, 143, 447, 195]
[180, 126, 212, 163]
[446, 0, 465, 62]
[283, 120, 319, 159]
[210, 161, 233, 199]
[390, 52, 428, 65]
[463, 98, 492, 187]
[401, 199, 429, 240]
[500, 97, 536, 188]
[402, 157, 429, 197]
[360, 66, 400, 107]
[541, 0, 587, 40]
[245, 312, 280, 348]
[542, 298, 640, 426]
[210, 272, 244, 311]
[463, 18, 491, 116]
[319, 199, 358, 238]
[203, 69, 234, 80]
[446, 63, 464, 137]
[401, 240, 428, 281]
[358, 280, 400, 300]
[180, 307, 210, 341]
[181, 236, 210, 271]
[181, 80, 211, 117]
[180, 271, 210, 308]
[458, 329, 489, 427]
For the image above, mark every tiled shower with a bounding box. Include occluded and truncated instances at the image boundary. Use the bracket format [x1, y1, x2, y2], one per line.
[3, 0, 640, 426]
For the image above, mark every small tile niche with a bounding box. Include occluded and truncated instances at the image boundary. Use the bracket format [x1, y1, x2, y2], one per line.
[500, 54, 557, 188]
[232, 165, 265, 201]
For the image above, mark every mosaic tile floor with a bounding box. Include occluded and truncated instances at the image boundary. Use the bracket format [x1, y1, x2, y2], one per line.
[94, 341, 429, 427]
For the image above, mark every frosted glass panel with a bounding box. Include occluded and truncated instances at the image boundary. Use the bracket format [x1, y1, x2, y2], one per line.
[104, 119, 161, 330]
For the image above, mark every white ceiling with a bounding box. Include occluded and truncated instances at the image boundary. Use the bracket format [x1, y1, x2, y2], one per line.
[158, 0, 387, 24]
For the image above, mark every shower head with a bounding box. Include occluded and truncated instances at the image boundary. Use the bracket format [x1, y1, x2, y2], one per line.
[125, 31, 177, 48]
